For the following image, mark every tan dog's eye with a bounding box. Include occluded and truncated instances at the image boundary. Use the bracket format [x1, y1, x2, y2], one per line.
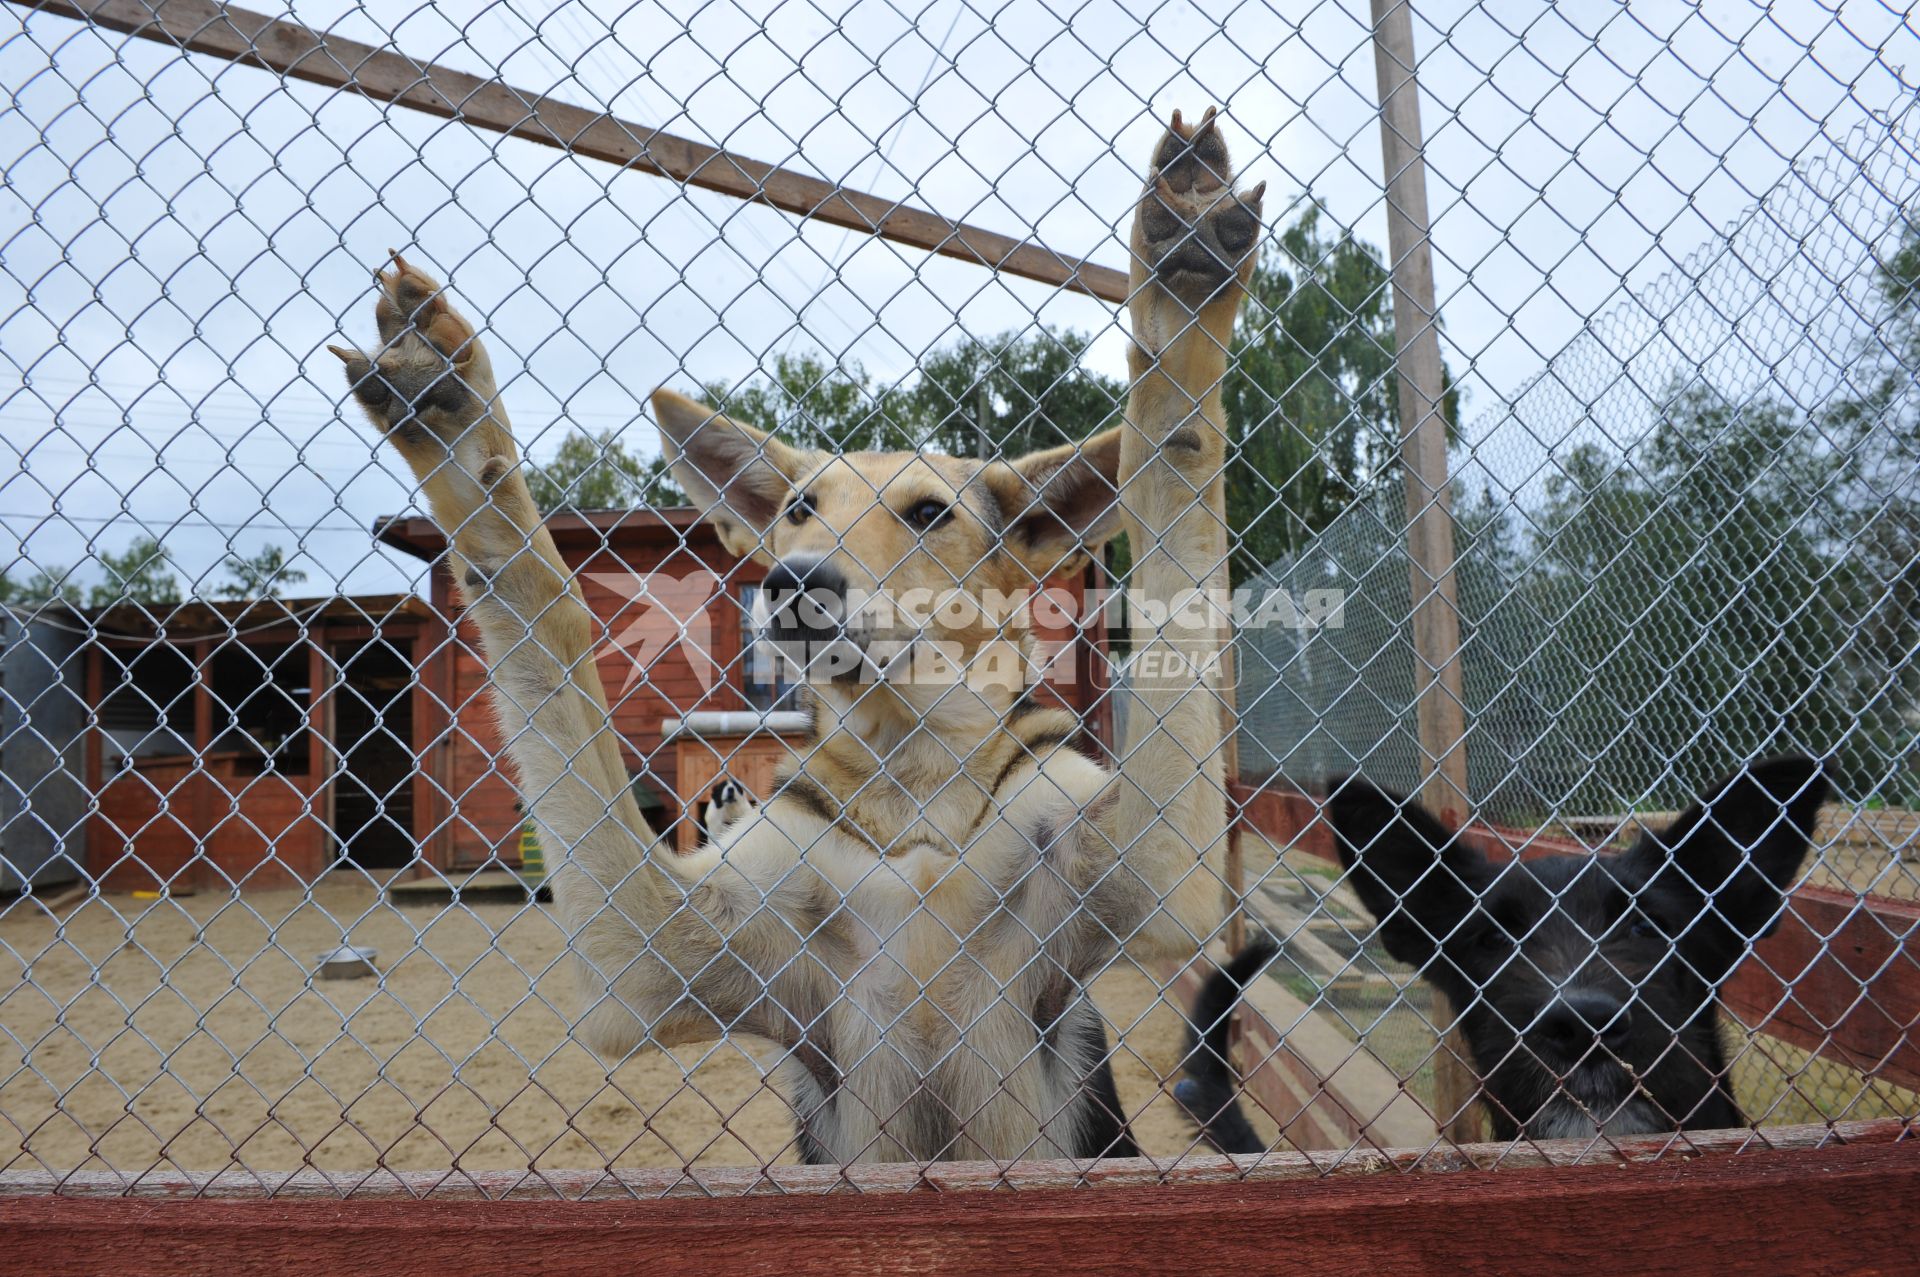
[785, 493, 815, 526]
[906, 498, 952, 530]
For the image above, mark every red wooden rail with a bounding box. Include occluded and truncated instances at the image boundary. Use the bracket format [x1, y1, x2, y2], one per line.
[1228, 782, 1920, 1093]
[1722, 887, 1920, 1092]
[0, 1123, 1909, 1275]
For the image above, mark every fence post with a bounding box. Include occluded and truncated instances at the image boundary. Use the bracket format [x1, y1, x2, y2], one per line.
[1371, 0, 1478, 1144]
[1369, 0, 1468, 826]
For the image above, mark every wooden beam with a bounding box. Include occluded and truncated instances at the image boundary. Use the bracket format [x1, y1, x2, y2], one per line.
[1369, 0, 1468, 828]
[14, 0, 1130, 304]
[0, 1117, 1904, 1200]
[0, 1132, 1911, 1275]
[1168, 952, 1440, 1152]
[1722, 885, 1920, 1093]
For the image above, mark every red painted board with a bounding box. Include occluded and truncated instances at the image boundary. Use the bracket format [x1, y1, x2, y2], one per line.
[1, 1139, 1913, 1277]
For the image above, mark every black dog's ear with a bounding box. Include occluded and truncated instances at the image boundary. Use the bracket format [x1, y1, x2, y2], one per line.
[1623, 756, 1829, 976]
[1326, 776, 1490, 970]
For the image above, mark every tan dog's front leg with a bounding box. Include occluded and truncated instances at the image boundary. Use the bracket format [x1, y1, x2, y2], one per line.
[333, 257, 691, 1048]
[1101, 111, 1262, 954]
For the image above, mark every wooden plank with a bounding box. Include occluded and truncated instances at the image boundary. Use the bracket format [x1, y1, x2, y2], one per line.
[15, 0, 1129, 304]
[1231, 965, 1439, 1150]
[1166, 952, 1438, 1152]
[0, 1136, 1911, 1276]
[1250, 885, 1353, 981]
[1369, 0, 1468, 829]
[1722, 885, 1920, 1092]
[0, 1119, 1902, 1201]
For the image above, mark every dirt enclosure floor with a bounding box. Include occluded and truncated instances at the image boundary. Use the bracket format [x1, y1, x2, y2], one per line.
[0, 875, 1234, 1176]
[8, 830, 1911, 1179]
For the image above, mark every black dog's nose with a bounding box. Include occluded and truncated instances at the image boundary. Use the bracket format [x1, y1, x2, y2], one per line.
[760, 556, 847, 647]
[1537, 990, 1632, 1058]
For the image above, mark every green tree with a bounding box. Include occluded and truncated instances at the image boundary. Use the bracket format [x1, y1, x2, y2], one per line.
[1814, 217, 1920, 802]
[89, 536, 181, 608]
[1224, 204, 1460, 582]
[1520, 386, 1852, 807]
[0, 565, 82, 606]
[895, 328, 1124, 459]
[700, 352, 911, 453]
[524, 429, 685, 513]
[216, 545, 309, 601]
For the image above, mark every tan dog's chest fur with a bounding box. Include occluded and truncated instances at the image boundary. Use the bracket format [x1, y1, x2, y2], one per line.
[337, 109, 1260, 1163]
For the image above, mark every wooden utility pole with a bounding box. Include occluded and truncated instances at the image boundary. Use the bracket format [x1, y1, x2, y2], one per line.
[1371, 0, 1477, 1142]
[1370, 0, 1468, 827]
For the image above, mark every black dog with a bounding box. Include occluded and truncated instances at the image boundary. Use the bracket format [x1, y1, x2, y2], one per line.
[1181, 756, 1829, 1148]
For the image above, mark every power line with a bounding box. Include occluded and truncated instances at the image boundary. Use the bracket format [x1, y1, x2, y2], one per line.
[812, 0, 967, 302]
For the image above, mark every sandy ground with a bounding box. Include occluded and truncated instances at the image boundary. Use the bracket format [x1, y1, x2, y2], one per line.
[8, 825, 1907, 1179]
[0, 875, 1219, 1176]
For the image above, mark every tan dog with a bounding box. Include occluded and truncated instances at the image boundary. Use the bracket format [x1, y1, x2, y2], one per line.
[334, 109, 1260, 1164]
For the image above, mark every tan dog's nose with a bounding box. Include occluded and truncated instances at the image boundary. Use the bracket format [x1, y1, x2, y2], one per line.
[761, 555, 848, 646]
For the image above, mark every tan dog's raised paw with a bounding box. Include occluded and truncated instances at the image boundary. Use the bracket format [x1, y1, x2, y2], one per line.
[1129, 109, 1264, 360]
[329, 252, 509, 483]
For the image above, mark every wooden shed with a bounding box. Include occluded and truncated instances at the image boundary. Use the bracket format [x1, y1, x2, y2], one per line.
[86, 593, 441, 892]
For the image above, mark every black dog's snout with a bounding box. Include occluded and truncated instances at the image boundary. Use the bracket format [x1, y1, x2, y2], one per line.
[1538, 990, 1632, 1059]
[760, 556, 847, 646]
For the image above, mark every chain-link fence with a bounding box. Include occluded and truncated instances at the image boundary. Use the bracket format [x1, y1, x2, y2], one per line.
[1, 0, 1916, 1201]
[1237, 101, 1920, 849]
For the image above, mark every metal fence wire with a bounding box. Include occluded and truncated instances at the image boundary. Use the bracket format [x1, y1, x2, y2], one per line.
[1, 0, 1916, 1196]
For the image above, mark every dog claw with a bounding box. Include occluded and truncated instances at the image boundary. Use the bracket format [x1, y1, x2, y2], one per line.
[345, 250, 495, 449]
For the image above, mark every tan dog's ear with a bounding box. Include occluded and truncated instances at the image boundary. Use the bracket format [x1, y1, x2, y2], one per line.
[988, 427, 1123, 577]
[650, 389, 815, 560]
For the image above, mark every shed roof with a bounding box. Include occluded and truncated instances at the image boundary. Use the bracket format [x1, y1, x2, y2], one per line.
[373, 507, 710, 564]
[84, 593, 432, 640]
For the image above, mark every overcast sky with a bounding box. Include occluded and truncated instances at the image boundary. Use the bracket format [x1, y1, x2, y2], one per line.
[2, 0, 1915, 599]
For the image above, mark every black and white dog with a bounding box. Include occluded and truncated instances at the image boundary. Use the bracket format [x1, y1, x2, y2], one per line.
[1180, 756, 1829, 1147]
[702, 776, 760, 844]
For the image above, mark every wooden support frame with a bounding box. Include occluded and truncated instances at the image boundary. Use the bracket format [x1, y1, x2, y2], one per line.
[1369, 0, 1469, 828]
[13, 0, 1129, 303]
